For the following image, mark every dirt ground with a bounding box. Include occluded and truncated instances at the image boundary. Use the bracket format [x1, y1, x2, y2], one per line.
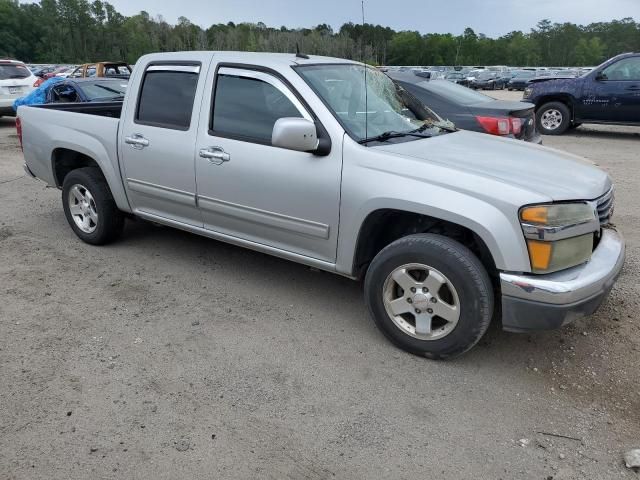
[1, 91, 639, 479]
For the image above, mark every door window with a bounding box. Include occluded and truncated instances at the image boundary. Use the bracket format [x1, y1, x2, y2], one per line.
[136, 65, 200, 130]
[211, 68, 309, 144]
[51, 85, 79, 103]
[601, 57, 640, 81]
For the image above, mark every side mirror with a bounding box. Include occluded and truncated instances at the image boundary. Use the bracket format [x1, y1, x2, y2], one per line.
[595, 72, 607, 81]
[272, 117, 319, 153]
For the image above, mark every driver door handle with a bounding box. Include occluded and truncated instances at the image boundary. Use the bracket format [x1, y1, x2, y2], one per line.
[626, 85, 640, 91]
[199, 146, 230, 165]
[124, 133, 150, 149]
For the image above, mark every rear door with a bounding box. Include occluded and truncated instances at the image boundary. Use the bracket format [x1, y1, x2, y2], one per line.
[579, 56, 640, 123]
[193, 61, 342, 262]
[119, 54, 212, 226]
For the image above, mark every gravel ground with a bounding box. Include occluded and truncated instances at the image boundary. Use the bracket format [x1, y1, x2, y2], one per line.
[0, 93, 639, 479]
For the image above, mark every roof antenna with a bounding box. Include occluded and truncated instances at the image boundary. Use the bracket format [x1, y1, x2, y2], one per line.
[361, 0, 368, 142]
[296, 43, 309, 59]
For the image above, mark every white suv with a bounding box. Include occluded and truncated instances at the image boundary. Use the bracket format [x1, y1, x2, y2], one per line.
[0, 60, 37, 117]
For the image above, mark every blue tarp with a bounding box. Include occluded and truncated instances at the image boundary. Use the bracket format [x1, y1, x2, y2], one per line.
[12, 77, 64, 112]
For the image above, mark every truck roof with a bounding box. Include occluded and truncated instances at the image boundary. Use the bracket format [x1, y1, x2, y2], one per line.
[137, 51, 360, 69]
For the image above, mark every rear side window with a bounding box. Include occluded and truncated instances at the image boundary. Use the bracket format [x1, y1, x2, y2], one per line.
[0, 64, 31, 80]
[211, 73, 303, 144]
[136, 68, 199, 130]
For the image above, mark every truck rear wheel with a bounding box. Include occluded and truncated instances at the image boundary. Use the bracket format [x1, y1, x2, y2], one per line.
[537, 102, 571, 135]
[364, 234, 493, 360]
[62, 167, 124, 245]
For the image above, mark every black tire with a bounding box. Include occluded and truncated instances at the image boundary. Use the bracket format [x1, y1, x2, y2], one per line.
[61, 167, 124, 245]
[364, 234, 494, 360]
[536, 101, 571, 135]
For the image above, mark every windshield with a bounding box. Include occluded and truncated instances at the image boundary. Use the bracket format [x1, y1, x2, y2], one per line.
[296, 64, 443, 142]
[0, 64, 31, 80]
[77, 80, 128, 100]
[514, 71, 535, 78]
[477, 72, 495, 79]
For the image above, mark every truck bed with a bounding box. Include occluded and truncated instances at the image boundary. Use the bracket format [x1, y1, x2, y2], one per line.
[19, 103, 124, 197]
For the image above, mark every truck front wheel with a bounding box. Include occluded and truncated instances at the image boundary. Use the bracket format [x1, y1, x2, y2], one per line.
[537, 102, 571, 135]
[62, 167, 124, 245]
[364, 234, 494, 360]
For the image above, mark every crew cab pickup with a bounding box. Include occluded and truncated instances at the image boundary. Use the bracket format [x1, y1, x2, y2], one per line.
[524, 53, 640, 135]
[17, 52, 625, 359]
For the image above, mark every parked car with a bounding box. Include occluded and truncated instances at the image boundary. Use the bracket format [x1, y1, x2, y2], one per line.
[44, 78, 127, 104]
[508, 70, 538, 90]
[469, 71, 508, 90]
[68, 62, 132, 79]
[16, 52, 624, 359]
[444, 72, 466, 84]
[42, 65, 75, 80]
[387, 72, 541, 143]
[524, 52, 640, 135]
[0, 60, 37, 117]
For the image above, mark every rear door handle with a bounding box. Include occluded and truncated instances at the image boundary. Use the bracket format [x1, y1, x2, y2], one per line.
[124, 133, 150, 149]
[199, 146, 230, 165]
[626, 85, 640, 91]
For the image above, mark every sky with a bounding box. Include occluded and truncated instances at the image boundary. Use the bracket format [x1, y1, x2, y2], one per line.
[22, 0, 640, 37]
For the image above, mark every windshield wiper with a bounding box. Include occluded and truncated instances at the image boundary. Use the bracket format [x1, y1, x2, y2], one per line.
[358, 130, 432, 145]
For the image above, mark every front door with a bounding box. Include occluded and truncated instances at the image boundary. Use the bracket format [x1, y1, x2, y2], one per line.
[194, 64, 342, 263]
[579, 56, 640, 123]
[119, 56, 211, 226]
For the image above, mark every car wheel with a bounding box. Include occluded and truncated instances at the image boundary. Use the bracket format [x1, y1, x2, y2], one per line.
[537, 102, 571, 135]
[364, 234, 494, 360]
[62, 167, 125, 245]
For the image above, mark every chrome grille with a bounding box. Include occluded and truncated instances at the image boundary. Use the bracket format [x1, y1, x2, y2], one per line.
[595, 188, 614, 226]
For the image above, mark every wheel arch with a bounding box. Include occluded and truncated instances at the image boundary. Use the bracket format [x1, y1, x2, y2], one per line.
[535, 95, 576, 120]
[350, 208, 499, 280]
[50, 144, 131, 212]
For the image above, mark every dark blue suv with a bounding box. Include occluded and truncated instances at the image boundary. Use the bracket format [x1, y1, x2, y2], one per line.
[523, 53, 640, 135]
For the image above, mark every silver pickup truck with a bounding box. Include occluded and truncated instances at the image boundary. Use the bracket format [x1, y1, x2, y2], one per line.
[17, 52, 625, 359]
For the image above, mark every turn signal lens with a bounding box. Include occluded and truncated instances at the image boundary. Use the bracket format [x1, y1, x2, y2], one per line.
[526, 240, 552, 271]
[520, 206, 548, 224]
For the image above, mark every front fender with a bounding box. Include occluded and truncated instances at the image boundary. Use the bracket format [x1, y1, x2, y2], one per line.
[336, 192, 531, 276]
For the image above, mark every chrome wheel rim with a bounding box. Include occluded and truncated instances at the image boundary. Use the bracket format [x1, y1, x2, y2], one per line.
[541, 109, 563, 130]
[68, 184, 98, 233]
[382, 263, 460, 341]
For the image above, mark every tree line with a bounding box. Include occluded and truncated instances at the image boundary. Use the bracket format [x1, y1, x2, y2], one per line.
[1, 0, 639, 66]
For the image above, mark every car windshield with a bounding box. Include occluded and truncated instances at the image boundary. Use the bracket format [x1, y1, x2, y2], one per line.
[77, 80, 128, 100]
[514, 71, 535, 78]
[477, 72, 495, 79]
[296, 64, 445, 143]
[415, 80, 494, 106]
[446, 73, 463, 79]
[0, 64, 31, 80]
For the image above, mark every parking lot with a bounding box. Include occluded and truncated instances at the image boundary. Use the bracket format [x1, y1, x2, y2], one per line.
[1, 89, 639, 480]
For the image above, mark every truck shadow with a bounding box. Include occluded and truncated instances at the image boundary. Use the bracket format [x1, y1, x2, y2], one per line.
[0, 117, 17, 129]
[119, 217, 579, 364]
[562, 125, 640, 140]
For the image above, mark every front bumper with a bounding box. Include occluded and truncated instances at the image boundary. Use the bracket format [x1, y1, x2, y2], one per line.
[499, 229, 625, 332]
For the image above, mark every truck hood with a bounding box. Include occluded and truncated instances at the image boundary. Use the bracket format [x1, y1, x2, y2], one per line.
[528, 76, 578, 85]
[374, 130, 610, 201]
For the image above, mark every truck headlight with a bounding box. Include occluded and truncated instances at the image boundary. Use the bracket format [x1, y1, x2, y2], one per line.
[520, 203, 597, 274]
[523, 87, 532, 99]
